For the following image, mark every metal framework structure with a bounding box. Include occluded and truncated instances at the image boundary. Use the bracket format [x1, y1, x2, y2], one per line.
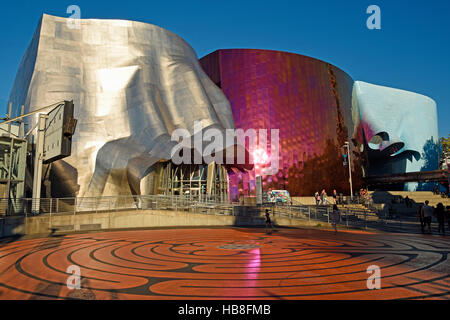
[143, 161, 229, 202]
[0, 136, 27, 214]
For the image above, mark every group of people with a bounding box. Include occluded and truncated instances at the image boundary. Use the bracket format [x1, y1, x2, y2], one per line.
[312, 190, 343, 234]
[359, 188, 372, 205]
[313, 188, 373, 206]
[417, 201, 449, 235]
[268, 190, 449, 237]
[314, 189, 340, 205]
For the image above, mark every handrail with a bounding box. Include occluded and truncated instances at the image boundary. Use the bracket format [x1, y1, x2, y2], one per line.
[0, 194, 384, 231]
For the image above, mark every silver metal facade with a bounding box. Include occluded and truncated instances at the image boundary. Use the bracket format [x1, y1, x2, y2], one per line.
[9, 14, 237, 198]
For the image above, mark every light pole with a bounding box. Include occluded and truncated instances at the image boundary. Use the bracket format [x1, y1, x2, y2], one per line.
[343, 142, 353, 199]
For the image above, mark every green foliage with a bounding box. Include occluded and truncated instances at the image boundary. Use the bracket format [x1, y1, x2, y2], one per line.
[440, 134, 450, 154]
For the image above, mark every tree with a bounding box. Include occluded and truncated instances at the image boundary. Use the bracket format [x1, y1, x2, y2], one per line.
[440, 134, 450, 155]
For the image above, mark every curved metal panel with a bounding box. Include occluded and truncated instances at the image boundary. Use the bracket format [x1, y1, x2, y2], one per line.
[9, 14, 237, 197]
[200, 49, 364, 198]
[353, 81, 439, 190]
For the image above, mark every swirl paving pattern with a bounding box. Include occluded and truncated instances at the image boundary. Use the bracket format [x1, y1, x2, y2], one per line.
[0, 228, 448, 300]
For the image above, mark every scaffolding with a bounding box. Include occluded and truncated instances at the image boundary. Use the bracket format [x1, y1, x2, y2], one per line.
[0, 135, 27, 214]
[142, 161, 229, 202]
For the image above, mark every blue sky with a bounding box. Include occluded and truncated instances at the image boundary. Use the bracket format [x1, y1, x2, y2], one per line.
[0, 0, 448, 137]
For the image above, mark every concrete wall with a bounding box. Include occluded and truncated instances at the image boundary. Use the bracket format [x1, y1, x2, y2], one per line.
[292, 197, 316, 205]
[1, 208, 329, 238]
[0, 216, 26, 238]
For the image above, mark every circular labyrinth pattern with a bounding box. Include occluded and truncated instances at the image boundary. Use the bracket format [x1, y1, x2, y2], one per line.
[0, 228, 449, 300]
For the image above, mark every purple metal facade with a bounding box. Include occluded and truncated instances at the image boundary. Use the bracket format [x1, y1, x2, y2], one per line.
[200, 49, 364, 199]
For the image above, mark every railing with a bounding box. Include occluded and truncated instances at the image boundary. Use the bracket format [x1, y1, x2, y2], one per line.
[0, 195, 232, 217]
[0, 195, 383, 230]
[271, 203, 380, 229]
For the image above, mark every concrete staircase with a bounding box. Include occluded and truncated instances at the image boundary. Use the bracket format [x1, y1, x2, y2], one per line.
[371, 191, 450, 206]
[369, 191, 450, 220]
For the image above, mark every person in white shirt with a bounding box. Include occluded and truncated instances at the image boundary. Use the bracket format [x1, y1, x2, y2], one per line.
[421, 200, 434, 233]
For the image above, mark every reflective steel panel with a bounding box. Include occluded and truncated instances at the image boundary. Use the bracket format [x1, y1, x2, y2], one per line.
[9, 14, 237, 197]
[200, 49, 365, 199]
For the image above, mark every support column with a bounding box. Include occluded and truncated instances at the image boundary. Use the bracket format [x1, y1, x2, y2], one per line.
[32, 114, 47, 215]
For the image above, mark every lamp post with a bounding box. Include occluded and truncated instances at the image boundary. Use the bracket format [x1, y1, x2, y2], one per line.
[343, 142, 353, 200]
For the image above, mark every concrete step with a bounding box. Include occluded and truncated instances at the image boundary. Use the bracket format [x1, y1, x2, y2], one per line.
[370, 191, 450, 207]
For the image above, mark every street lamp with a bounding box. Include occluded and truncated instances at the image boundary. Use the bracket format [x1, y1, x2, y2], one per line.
[343, 142, 353, 199]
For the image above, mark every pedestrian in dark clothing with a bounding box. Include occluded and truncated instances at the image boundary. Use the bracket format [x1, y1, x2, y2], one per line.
[405, 196, 411, 208]
[331, 204, 341, 234]
[388, 202, 395, 219]
[435, 203, 446, 235]
[417, 204, 424, 233]
[332, 189, 338, 204]
[446, 206, 450, 231]
[265, 209, 274, 233]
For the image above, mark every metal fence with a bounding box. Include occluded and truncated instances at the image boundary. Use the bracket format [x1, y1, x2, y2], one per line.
[0, 195, 382, 230]
[0, 195, 233, 217]
[271, 203, 381, 230]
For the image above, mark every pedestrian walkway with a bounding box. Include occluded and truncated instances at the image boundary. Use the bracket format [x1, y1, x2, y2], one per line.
[0, 227, 448, 300]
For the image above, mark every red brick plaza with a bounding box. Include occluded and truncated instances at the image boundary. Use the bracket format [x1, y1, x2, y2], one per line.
[0, 227, 448, 300]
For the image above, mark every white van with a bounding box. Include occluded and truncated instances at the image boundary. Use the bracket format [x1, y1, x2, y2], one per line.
[266, 190, 291, 204]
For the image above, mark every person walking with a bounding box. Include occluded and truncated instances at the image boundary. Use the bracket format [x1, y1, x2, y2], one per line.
[314, 192, 320, 206]
[435, 203, 446, 235]
[388, 202, 394, 219]
[332, 189, 338, 204]
[320, 190, 325, 205]
[433, 185, 439, 195]
[421, 200, 434, 233]
[417, 204, 424, 233]
[446, 206, 450, 232]
[322, 190, 328, 205]
[405, 196, 411, 208]
[331, 204, 341, 234]
[265, 209, 274, 233]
